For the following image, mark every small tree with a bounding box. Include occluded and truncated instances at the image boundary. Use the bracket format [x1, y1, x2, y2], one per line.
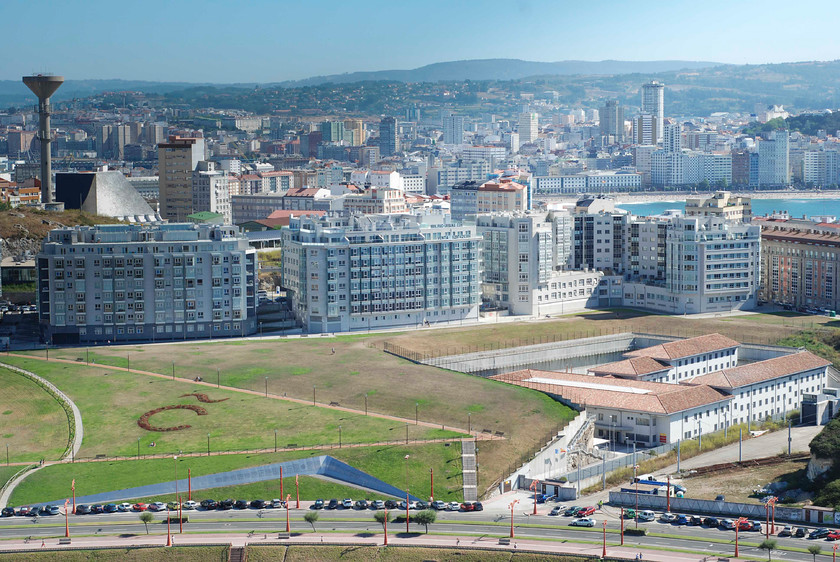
[139, 511, 154, 535]
[759, 539, 778, 561]
[304, 511, 319, 532]
[414, 509, 436, 534]
[808, 544, 822, 561]
[374, 510, 391, 531]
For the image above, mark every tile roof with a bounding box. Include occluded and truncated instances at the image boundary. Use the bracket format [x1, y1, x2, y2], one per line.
[626, 333, 739, 361]
[493, 369, 731, 415]
[590, 356, 671, 377]
[687, 351, 830, 389]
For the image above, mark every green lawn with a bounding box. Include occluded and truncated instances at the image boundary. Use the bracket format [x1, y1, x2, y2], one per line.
[0, 465, 23, 490]
[249, 546, 588, 561]
[0, 547, 229, 562]
[0, 367, 70, 462]
[0, 356, 461, 461]
[9, 442, 464, 506]
[18, 340, 577, 497]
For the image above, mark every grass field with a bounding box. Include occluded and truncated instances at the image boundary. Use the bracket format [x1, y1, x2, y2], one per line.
[0, 356, 460, 460]
[9, 442, 463, 506]
[381, 309, 833, 356]
[21, 339, 577, 495]
[248, 546, 588, 561]
[0, 547, 228, 562]
[0, 367, 69, 462]
[0, 465, 23, 491]
[683, 457, 810, 504]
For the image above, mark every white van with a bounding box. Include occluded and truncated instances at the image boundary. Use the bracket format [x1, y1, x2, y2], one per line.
[638, 510, 655, 522]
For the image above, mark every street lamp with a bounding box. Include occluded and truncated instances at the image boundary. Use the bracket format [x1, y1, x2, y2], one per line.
[137, 437, 140, 459]
[508, 499, 519, 538]
[264, 377, 268, 397]
[602, 519, 607, 558]
[415, 402, 418, 425]
[338, 425, 342, 448]
[404, 454, 410, 533]
[735, 516, 748, 558]
[207, 434, 210, 456]
[364, 393, 368, 416]
[274, 429, 277, 453]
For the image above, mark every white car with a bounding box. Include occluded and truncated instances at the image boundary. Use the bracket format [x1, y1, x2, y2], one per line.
[638, 510, 655, 522]
[571, 517, 596, 527]
[271, 499, 284, 509]
[182, 500, 198, 510]
[431, 500, 446, 510]
[342, 499, 353, 509]
[117, 503, 132, 512]
[660, 512, 677, 523]
[373, 500, 385, 510]
[446, 502, 460, 511]
[149, 502, 166, 512]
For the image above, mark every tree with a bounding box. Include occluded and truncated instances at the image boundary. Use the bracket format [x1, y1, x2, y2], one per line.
[374, 510, 391, 531]
[304, 511, 319, 532]
[139, 511, 154, 535]
[759, 539, 778, 561]
[808, 544, 822, 561]
[414, 510, 436, 534]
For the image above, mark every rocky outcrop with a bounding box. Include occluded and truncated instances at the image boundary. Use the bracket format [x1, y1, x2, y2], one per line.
[1, 237, 41, 259]
[806, 453, 834, 481]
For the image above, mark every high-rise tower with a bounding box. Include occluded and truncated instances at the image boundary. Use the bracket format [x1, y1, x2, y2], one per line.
[641, 81, 665, 144]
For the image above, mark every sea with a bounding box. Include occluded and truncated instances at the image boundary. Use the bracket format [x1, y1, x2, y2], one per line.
[617, 198, 840, 220]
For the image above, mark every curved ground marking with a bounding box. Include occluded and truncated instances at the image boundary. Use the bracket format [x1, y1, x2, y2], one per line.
[138, 404, 208, 432]
[179, 393, 230, 404]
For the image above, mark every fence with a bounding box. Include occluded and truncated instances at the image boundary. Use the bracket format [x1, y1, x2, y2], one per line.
[609, 491, 809, 523]
[556, 441, 679, 485]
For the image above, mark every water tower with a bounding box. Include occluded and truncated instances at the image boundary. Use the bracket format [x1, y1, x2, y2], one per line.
[22, 74, 64, 205]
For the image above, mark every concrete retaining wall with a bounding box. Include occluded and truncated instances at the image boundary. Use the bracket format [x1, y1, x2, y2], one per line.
[609, 491, 807, 522]
[506, 411, 590, 487]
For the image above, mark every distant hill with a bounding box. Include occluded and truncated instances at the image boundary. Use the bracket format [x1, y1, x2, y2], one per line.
[0, 79, 218, 106]
[272, 59, 721, 87]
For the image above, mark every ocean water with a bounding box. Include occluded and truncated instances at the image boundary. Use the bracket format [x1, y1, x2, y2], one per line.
[618, 198, 840, 220]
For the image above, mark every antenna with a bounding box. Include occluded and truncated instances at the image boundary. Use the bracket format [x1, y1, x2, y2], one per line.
[22, 74, 64, 205]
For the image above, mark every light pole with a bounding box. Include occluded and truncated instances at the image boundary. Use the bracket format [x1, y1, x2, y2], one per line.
[166, 507, 172, 546]
[415, 402, 418, 425]
[735, 516, 748, 558]
[274, 429, 277, 453]
[429, 468, 434, 502]
[404, 454, 410, 533]
[383, 507, 389, 545]
[467, 412, 471, 434]
[338, 425, 342, 448]
[530, 479, 539, 515]
[364, 393, 368, 416]
[634, 462, 640, 528]
[602, 519, 607, 558]
[508, 499, 519, 538]
[206, 434, 210, 456]
[834, 543, 838, 562]
[285, 494, 291, 533]
[64, 499, 70, 538]
[620, 507, 625, 545]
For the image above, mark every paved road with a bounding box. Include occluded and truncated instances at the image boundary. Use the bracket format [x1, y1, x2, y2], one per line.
[0, 508, 826, 561]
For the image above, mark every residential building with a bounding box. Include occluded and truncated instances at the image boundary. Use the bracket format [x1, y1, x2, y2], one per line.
[633, 113, 658, 146]
[519, 112, 539, 144]
[685, 191, 752, 222]
[192, 161, 231, 224]
[434, 160, 491, 195]
[802, 150, 840, 187]
[158, 135, 205, 222]
[379, 117, 398, 157]
[758, 130, 790, 187]
[599, 100, 624, 143]
[442, 115, 465, 145]
[36, 223, 257, 344]
[280, 212, 481, 333]
[344, 119, 365, 145]
[641, 80, 665, 143]
[320, 120, 345, 143]
[732, 151, 759, 188]
[341, 187, 407, 214]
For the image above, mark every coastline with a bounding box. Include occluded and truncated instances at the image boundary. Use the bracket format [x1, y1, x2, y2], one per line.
[541, 190, 840, 205]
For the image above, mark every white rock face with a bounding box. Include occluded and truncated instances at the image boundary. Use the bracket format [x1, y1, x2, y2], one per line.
[806, 453, 834, 481]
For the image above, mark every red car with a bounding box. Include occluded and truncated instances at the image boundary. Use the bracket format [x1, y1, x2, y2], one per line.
[460, 502, 475, 511]
[737, 520, 752, 531]
[132, 503, 148, 512]
[578, 506, 597, 516]
[827, 531, 840, 541]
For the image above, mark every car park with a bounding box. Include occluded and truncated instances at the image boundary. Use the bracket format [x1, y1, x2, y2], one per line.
[810, 528, 831, 539]
[703, 517, 719, 527]
[431, 501, 446, 510]
[327, 499, 339, 510]
[778, 526, 793, 537]
[795, 527, 807, 538]
[660, 512, 677, 523]
[234, 500, 248, 509]
[312, 499, 324, 509]
[549, 506, 563, 516]
[200, 499, 218, 510]
[373, 500, 385, 510]
[447, 502, 460, 511]
[342, 499, 353, 509]
[571, 517, 596, 527]
[638, 510, 655, 522]
[1, 507, 14, 517]
[473, 502, 483, 512]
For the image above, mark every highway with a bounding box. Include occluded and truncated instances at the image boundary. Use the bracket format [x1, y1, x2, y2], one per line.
[0, 506, 833, 561]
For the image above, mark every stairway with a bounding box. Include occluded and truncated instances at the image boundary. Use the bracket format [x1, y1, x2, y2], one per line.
[229, 546, 246, 562]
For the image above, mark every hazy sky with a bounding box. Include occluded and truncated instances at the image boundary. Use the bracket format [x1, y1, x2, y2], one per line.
[5, 0, 840, 82]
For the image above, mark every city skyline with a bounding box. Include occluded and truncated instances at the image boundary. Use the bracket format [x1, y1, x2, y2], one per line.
[4, 0, 840, 83]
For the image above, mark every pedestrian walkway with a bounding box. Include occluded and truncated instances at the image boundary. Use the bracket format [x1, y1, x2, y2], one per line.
[461, 438, 477, 502]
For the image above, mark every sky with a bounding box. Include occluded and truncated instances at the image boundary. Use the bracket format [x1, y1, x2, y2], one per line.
[4, 0, 840, 83]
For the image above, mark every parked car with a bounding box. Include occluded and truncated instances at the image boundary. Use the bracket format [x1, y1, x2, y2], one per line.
[118, 503, 132, 512]
[270, 499, 284, 509]
[327, 499, 339, 510]
[219, 499, 234, 510]
[749, 521, 762, 532]
[91, 505, 105, 514]
[16, 506, 34, 516]
[827, 531, 840, 541]
[182, 501, 198, 510]
[703, 517, 720, 527]
[447, 502, 460, 511]
[473, 502, 483, 512]
[342, 499, 353, 509]
[167, 502, 181, 511]
[103, 504, 118, 513]
[810, 528, 831, 539]
[431, 501, 446, 510]
[549, 506, 563, 516]
[720, 519, 736, 530]
[312, 499, 324, 509]
[384, 500, 397, 510]
[778, 526, 793, 537]
[234, 500, 248, 510]
[200, 499, 218, 510]
[676, 514, 688, 525]
[1, 507, 15, 517]
[638, 510, 655, 522]
[416, 501, 429, 510]
[41, 505, 61, 516]
[660, 512, 677, 523]
[795, 527, 807, 538]
[355, 500, 368, 510]
[688, 516, 703, 526]
[571, 517, 596, 527]
[250, 499, 266, 509]
[578, 506, 597, 517]
[373, 500, 385, 510]
[737, 519, 752, 531]
[565, 506, 582, 516]
[461, 502, 474, 512]
[148, 502, 166, 512]
[75, 504, 92, 515]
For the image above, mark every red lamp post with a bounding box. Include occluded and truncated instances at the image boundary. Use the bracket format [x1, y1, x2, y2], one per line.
[735, 516, 748, 558]
[620, 507, 625, 546]
[430, 468, 434, 501]
[285, 494, 291, 533]
[508, 499, 519, 538]
[166, 508, 172, 547]
[71, 480, 76, 516]
[404, 454, 410, 533]
[296, 474, 300, 509]
[768, 496, 777, 535]
[530, 479, 540, 515]
[602, 519, 607, 558]
[833, 542, 838, 562]
[64, 499, 70, 538]
[178, 495, 183, 534]
[384, 507, 389, 546]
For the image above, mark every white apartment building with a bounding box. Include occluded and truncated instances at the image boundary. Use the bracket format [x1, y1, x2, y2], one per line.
[349, 170, 404, 191]
[519, 112, 539, 144]
[641, 81, 665, 144]
[534, 171, 641, 194]
[802, 150, 840, 186]
[400, 174, 425, 194]
[758, 130, 790, 187]
[192, 161, 231, 224]
[37, 223, 257, 344]
[462, 145, 507, 163]
[443, 115, 465, 145]
[341, 187, 407, 215]
[281, 212, 481, 333]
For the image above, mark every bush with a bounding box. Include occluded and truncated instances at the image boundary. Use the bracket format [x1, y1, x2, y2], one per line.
[624, 528, 647, 536]
[809, 416, 840, 459]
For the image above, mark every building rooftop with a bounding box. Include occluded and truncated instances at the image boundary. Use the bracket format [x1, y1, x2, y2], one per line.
[687, 351, 830, 389]
[589, 356, 671, 378]
[626, 333, 739, 361]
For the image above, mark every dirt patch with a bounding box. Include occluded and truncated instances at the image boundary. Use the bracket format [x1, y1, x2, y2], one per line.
[683, 457, 810, 504]
[137, 404, 208, 432]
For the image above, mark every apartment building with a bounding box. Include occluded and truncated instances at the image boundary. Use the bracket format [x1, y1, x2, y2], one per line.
[158, 136, 205, 222]
[281, 212, 481, 333]
[685, 191, 752, 222]
[192, 161, 231, 224]
[341, 187, 407, 215]
[37, 223, 257, 344]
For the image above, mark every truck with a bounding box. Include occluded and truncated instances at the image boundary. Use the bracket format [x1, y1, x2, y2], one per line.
[619, 484, 665, 495]
[633, 478, 687, 493]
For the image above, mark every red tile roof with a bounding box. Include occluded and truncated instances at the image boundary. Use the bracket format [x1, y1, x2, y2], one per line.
[626, 334, 739, 361]
[687, 351, 830, 388]
[590, 356, 671, 377]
